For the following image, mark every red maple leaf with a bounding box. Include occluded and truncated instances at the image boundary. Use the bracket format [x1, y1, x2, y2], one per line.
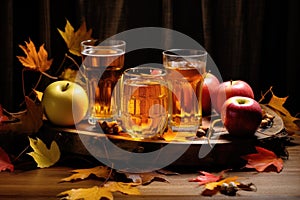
[241, 146, 283, 173]
[0, 147, 14, 172]
[189, 171, 224, 185]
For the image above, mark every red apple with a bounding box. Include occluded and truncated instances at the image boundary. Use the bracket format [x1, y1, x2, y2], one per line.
[213, 80, 254, 113]
[221, 96, 262, 137]
[201, 72, 220, 115]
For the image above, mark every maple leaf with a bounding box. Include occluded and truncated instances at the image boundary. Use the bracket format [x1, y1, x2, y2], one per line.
[0, 147, 14, 172]
[27, 137, 60, 168]
[0, 97, 43, 134]
[205, 176, 239, 190]
[241, 146, 283, 172]
[189, 171, 224, 185]
[58, 19, 93, 57]
[260, 87, 300, 134]
[16, 39, 53, 72]
[124, 171, 170, 185]
[57, 182, 140, 200]
[60, 166, 111, 182]
[58, 185, 113, 200]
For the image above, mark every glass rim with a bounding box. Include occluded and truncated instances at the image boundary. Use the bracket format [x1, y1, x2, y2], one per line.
[162, 49, 207, 58]
[124, 66, 167, 77]
[81, 39, 126, 48]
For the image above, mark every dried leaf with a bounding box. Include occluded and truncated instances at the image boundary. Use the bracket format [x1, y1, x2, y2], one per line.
[33, 89, 43, 102]
[241, 146, 283, 172]
[58, 186, 113, 200]
[105, 182, 141, 195]
[16, 39, 53, 72]
[60, 166, 111, 182]
[59, 68, 78, 82]
[205, 176, 239, 190]
[0, 147, 14, 172]
[27, 137, 60, 168]
[124, 171, 169, 185]
[57, 182, 140, 200]
[261, 87, 300, 134]
[58, 19, 93, 56]
[189, 171, 224, 185]
[0, 97, 43, 134]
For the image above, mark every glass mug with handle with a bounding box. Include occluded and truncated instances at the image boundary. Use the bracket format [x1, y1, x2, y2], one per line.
[119, 66, 169, 139]
[81, 39, 126, 125]
[163, 49, 207, 137]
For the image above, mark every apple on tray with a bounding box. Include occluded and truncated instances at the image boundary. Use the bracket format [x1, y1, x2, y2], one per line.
[201, 72, 220, 116]
[221, 96, 262, 137]
[42, 80, 89, 126]
[213, 80, 254, 113]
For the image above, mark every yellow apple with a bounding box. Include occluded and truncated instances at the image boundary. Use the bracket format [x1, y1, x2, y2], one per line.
[42, 80, 88, 126]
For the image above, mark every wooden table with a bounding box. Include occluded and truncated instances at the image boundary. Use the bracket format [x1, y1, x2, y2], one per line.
[0, 134, 299, 200]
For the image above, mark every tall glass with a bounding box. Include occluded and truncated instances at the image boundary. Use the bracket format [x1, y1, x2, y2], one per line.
[163, 49, 207, 136]
[120, 67, 169, 139]
[81, 39, 126, 125]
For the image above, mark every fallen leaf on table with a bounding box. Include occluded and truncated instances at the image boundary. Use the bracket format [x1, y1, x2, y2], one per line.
[204, 176, 239, 190]
[57, 182, 140, 200]
[241, 146, 283, 172]
[260, 87, 300, 134]
[27, 137, 60, 168]
[60, 166, 112, 182]
[16, 38, 53, 72]
[189, 171, 224, 185]
[57, 185, 113, 200]
[0, 147, 14, 172]
[58, 19, 93, 57]
[123, 171, 169, 185]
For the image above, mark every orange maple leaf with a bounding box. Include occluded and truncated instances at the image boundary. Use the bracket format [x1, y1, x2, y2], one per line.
[16, 39, 53, 72]
[241, 146, 283, 173]
[58, 19, 93, 56]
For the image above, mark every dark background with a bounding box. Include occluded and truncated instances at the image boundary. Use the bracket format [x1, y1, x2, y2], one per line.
[0, 0, 299, 115]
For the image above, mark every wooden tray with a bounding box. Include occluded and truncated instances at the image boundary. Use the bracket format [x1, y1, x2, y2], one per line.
[40, 105, 286, 170]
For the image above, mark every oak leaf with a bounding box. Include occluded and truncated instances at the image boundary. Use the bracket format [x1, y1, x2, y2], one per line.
[58, 19, 93, 56]
[189, 171, 224, 185]
[27, 137, 60, 168]
[241, 146, 283, 172]
[16, 39, 53, 72]
[57, 182, 140, 200]
[60, 166, 111, 182]
[0, 147, 14, 172]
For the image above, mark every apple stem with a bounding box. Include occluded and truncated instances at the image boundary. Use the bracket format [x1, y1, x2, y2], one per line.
[230, 80, 233, 85]
[62, 83, 70, 92]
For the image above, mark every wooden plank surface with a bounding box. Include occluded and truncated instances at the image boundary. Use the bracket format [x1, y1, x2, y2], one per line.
[0, 136, 299, 199]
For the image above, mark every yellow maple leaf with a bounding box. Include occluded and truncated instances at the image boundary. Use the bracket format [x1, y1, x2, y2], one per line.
[60, 166, 111, 182]
[105, 182, 141, 195]
[16, 39, 53, 72]
[57, 182, 140, 200]
[58, 19, 93, 56]
[205, 176, 239, 190]
[58, 186, 113, 200]
[27, 137, 60, 168]
[261, 87, 300, 134]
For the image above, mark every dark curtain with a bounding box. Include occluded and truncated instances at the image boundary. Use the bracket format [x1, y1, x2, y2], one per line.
[0, 0, 299, 114]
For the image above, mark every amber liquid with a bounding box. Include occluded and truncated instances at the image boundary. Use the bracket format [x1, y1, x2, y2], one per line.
[165, 61, 205, 133]
[121, 81, 169, 139]
[82, 49, 124, 124]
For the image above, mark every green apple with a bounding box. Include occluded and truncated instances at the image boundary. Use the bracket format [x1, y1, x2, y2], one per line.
[42, 80, 88, 126]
